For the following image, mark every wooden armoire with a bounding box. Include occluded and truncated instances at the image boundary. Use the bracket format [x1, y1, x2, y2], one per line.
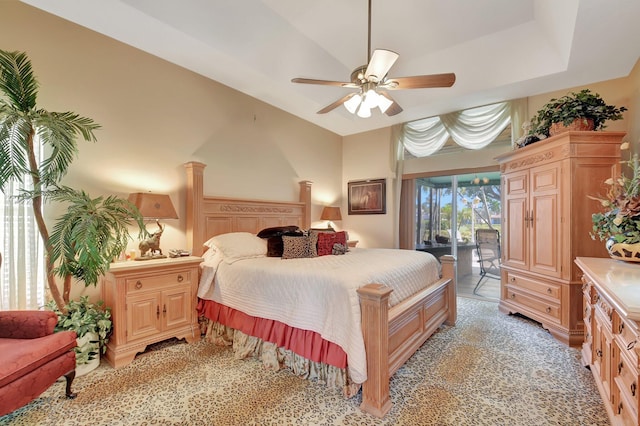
[496, 131, 625, 346]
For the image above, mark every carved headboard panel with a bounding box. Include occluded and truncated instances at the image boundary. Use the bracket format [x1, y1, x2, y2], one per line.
[184, 162, 312, 256]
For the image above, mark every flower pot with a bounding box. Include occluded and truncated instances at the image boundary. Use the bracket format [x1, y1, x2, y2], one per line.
[606, 237, 640, 263]
[549, 118, 594, 136]
[75, 331, 100, 376]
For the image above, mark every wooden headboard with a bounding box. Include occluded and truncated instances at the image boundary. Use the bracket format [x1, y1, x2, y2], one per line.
[184, 162, 312, 256]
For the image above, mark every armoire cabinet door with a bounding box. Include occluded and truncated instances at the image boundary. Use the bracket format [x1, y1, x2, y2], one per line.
[502, 170, 528, 269]
[529, 162, 562, 278]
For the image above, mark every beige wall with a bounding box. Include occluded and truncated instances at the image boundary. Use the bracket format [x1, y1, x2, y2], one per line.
[2, 1, 342, 299]
[341, 127, 398, 248]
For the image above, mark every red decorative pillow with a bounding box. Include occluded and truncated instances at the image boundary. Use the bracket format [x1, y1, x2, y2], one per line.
[316, 231, 347, 256]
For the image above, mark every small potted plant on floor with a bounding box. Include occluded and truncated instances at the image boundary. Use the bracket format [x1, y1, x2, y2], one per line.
[46, 296, 112, 375]
[528, 89, 627, 139]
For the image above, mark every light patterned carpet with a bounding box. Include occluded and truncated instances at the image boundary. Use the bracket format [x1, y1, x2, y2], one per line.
[1, 297, 609, 425]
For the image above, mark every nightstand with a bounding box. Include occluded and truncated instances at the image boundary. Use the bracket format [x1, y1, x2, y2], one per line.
[101, 256, 202, 368]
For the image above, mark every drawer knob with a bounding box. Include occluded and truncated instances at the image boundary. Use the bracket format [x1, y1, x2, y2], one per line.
[546, 288, 552, 294]
[546, 307, 551, 314]
[596, 349, 602, 358]
[618, 361, 624, 374]
[618, 323, 624, 334]
[135, 280, 143, 289]
[509, 277, 516, 283]
[177, 274, 184, 283]
[627, 340, 637, 350]
[618, 402, 623, 415]
[632, 382, 637, 397]
[509, 293, 516, 300]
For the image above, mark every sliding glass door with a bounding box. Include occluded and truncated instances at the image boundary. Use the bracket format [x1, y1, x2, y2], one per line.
[415, 171, 501, 297]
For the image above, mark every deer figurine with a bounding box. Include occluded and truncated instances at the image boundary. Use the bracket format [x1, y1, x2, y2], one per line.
[138, 220, 165, 258]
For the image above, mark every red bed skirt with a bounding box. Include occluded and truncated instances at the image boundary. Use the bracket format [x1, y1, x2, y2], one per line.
[197, 299, 348, 369]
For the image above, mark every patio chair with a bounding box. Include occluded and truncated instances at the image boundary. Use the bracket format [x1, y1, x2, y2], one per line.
[474, 228, 501, 295]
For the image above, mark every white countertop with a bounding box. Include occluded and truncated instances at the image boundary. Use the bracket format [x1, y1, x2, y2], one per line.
[575, 257, 640, 321]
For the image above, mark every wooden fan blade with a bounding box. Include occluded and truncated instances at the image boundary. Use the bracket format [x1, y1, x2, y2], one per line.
[292, 77, 358, 88]
[364, 49, 399, 82]
[379, 92, 403, 116]
[383, 73, 456, 90]
[317, 93, 357, 114]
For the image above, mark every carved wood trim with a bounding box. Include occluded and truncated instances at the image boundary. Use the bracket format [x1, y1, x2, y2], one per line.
[507, 151, 554, 170]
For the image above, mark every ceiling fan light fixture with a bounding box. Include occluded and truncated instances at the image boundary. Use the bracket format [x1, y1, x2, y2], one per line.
[377, 94, 393, 113]
[291, 0, 456, 117]
[357, 104, 372, 118]
[344, 93, 362, 114]
[362, 88, 380, 109]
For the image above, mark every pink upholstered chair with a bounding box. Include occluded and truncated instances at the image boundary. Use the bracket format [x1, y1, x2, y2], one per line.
[0, 310, 77, 416]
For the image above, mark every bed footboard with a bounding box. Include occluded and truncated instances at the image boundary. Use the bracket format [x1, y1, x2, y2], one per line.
[357, 255, 457, 418]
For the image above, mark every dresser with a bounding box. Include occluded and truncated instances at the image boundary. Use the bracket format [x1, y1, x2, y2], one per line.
[577, 257, 640, 426]
[496, 131, 625, 346]
[101, 256, 202, 368]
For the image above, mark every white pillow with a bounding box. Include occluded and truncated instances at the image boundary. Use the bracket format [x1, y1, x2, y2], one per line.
[204, 232, 267, 264]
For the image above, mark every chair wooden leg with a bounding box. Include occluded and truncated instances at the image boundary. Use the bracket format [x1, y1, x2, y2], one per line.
[64, 370, 77, 399]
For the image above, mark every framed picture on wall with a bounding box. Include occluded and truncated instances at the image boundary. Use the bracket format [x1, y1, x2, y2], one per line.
[348, 178, 386, 215]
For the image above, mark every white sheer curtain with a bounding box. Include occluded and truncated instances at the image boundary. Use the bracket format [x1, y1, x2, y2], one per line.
[0, 139, 46, 310]
[401, 100, 518, 157]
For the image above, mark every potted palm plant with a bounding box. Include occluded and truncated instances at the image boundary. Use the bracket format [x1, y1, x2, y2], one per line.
[528, 89, 627, 139]
[0, 49, 145, 313]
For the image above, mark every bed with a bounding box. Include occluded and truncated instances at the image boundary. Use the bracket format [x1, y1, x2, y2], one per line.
[184, 162, 457, 418]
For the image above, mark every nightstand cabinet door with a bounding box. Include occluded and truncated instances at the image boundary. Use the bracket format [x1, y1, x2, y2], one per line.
[102, 256, 203, 369]
[162, 287, 190, 329]
[127, 292, 162, 341]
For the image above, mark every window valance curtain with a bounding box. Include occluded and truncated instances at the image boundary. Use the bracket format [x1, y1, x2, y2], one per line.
[401, 100, 518, 157]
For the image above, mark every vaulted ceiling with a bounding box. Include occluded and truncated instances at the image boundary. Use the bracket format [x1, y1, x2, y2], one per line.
[22, 0, 640, 136]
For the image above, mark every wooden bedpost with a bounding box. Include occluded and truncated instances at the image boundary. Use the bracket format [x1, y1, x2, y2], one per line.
[440, 255, 457, 326]
[357, 283, 393, 418]
[299, 180, 312, 229]
[184, 162, 206, 256]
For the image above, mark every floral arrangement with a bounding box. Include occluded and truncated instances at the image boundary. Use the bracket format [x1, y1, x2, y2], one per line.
[589, 142, 640, 244]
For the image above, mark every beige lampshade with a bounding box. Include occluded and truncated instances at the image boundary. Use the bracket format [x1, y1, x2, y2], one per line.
[320, 206, 342, 221]
[128, 193, 178, 219]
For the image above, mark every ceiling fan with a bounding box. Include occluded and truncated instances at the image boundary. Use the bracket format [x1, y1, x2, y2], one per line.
[291, 0, 456, 117]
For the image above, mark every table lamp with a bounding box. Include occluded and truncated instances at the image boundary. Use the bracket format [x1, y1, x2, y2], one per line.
[320, 206, 342, 230]
[128, 192, 178, 260]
